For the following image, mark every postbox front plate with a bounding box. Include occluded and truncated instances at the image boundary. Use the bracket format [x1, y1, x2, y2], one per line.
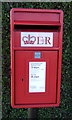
[15, 51, 58, 104]
[10, 8, 63, 108]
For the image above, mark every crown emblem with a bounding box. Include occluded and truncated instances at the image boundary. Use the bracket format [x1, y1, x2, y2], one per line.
[22, 34, 36, 44]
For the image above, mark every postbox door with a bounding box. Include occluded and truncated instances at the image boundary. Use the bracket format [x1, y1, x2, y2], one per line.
[15, 51, 58, 105]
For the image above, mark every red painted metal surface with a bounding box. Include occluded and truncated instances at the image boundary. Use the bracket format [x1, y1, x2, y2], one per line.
[15, 51, 57, 104]
[10, 8, 63, 108]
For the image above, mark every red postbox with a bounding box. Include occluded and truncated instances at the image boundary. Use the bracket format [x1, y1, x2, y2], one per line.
[10, 8, 63, 108]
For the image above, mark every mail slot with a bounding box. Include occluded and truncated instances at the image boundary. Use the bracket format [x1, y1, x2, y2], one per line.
[10, 8, 63, 108]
